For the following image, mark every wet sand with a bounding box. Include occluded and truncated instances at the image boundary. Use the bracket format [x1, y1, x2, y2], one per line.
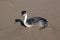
[0, 0, 60, 40]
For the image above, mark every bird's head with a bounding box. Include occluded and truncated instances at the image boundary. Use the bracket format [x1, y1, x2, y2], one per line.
[21, 10, 27, 16]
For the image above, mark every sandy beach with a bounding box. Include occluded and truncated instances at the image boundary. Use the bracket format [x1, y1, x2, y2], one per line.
[0, 0, 60, 40]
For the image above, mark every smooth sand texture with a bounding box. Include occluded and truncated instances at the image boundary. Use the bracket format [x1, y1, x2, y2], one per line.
[0, 0, 60, 40]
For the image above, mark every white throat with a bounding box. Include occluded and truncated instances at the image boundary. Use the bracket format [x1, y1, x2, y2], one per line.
[24, 14, 27, 25]
[23, 14, 32, 27]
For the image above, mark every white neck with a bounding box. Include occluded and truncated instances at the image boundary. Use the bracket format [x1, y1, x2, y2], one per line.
[24, 14, 27, 24]
[23, 14, 32, 27]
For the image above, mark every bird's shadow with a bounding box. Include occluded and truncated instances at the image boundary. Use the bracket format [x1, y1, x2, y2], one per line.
[14, 19, 26, 28]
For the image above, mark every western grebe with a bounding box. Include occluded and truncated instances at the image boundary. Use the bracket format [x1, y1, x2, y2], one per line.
[15, 10, 48, 30]
[22, 10, 48, 27]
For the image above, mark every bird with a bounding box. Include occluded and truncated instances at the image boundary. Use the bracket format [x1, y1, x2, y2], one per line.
[15, 10, 48, 30]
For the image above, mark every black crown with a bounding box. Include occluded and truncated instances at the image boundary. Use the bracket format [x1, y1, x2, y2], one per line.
[21, 10, 26, 15]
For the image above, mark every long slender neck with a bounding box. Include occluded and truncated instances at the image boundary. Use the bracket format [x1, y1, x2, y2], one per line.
[24, 14, 28, 26]
[23, 14, 33, 27]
